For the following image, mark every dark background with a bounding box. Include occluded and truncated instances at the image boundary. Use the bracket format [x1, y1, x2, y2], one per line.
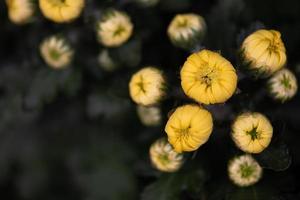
[0, 0, 300, 199]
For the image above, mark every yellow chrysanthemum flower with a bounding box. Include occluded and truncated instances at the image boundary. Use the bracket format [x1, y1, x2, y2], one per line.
[231, 112, 273, 154]
[39, 0, 85, 23]
[40, 35, 74, 69]
[228, 154, 262, 187]
[6, 0, 35, 24]
[181, 50, 238, 105]
[129, 67, 166, 106]
[137, 105, 162, 126]
[165, 104, 213, 153]
[150, 138, 184, 172]
[97, 9, 133, 47]
[241, 29, 287, 77]
[167, 13, 206, 50]
[268, 68, 298, 102]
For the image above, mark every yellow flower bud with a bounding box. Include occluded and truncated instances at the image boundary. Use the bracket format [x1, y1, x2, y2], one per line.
[40, 35, 74, 69]
[97, 9, 134, 47]
[231, 112, 273, 154]
[181, 49, 238, 105]
[241, 29, 286, 77]
[129, 67, 166, 106]
[6, 0, 35, 24]
[228, 154, 262, 187]
[98, 49, 119, 72]
[39, 0, 85, 23]
[137, 105, 162, 126]
[165, 104, 213, 153]
[150, 138, 184, 172]
[268, 68, 298, 102]
[167, 13, 206, 50]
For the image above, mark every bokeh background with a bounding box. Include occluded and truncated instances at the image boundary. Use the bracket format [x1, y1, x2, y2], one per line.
[0, 0, 300, 199]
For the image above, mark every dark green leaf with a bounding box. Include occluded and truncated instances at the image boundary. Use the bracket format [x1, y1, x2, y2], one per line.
[254, 141, 291, 171]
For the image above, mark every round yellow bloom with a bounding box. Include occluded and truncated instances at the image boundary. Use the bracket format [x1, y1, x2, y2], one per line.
[181, 50, 238, 105]
[167, 13, 206, 50]
[137, 105, 162, 126]
[6, 0, 35, 24]
[40, 35, 74, 69]
[268, 68, 298, 102]
[165, 104, 213, 153]
[129, 67, 166, 106]
[97, 9, 133, 47]
[150, 138, 184, 172]
[228, 154, 262, 187]
[241, 29, 286, 77]
[39, 0, 85, 23]
[231, 112, 273, 154]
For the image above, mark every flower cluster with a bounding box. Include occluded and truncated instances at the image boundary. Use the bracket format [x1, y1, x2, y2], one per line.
[6, 0, 297, 188]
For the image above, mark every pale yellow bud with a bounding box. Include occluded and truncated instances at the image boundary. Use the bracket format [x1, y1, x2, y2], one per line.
[228, 154, 263, 187]
[150, 138, 184, 172]
[97, 9, 134, 47]
[129, 67, 166, 106]
[241, 29, 286, 77]
[231, 112, 273, 154]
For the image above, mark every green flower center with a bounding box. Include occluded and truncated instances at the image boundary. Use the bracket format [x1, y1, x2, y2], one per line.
[246, 127, 259, 141]
[49, 49, 61, 61]
[113, 25, 126, 37]
[159, 154, 170, 165]
[280, 75, 292, 89]
[198, 65, 217, 87]
[240, 163, 255, 178]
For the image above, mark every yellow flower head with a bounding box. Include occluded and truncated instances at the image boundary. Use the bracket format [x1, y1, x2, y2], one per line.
[268, 68, 298, 102]
[39, 0, 85, 23]
[231, 112, 273, 154]
[129, 67, 166, 106]
[150, 138, 184, 172]
[137, 105, 162, 126]
[40, 35, 74, 69]
[181, 49, 238, 105]
[228, 154, 262, 187]
[165, 104, 213, 153]
[97, 9, 133, 47]
[167, 13, 206, 50]
[241, 29, 286, 77]
[6, 0, 35, 24]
